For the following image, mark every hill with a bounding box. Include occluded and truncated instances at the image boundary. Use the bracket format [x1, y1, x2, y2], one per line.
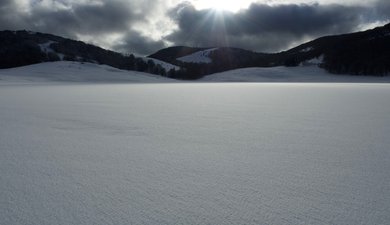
[0, 61, 175, 84]
[0, 23, 389, 80]
[279, 23, 390, 75]
[150, 23, 390, 78]
[0, 30, 175, 77]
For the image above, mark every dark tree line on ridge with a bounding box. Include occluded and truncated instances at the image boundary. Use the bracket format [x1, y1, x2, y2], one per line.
[0, 30, 168, 77]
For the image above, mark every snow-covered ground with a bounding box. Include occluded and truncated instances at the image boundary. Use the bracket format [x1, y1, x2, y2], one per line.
[0, 61, 175, 84]
[201, 66, 390, 82]
[1, 62, 389, 84]
[1, 63, 390, 224]
[1, 79, 390, 225]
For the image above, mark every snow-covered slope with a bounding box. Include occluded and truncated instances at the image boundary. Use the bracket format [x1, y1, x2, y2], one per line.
[200, 66, 390, 83]
[38, 41, 65, 60]
[300, 55, 324, 66]
[0, 61, 176, 83]
[177, 48, 217, 63]
[143, 57, 180, 71]
[2, 62, 389, 84]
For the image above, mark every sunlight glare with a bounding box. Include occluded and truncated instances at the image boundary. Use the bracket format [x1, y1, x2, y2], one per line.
[193, 0, 254, 12]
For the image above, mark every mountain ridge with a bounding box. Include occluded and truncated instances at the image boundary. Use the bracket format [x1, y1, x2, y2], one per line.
[1, 23, 389, 80]
[0, 30, 171, 77]
[149, 23, 390, 78]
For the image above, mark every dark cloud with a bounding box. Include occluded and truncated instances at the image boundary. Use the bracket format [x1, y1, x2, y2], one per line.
[0, 0, 166, 55]
[235, 4, 361, 35]
[0, 0, 10, 8]
[374, 0, 390, 20]
[29, 2, 139, 36]
[0, 0, 27, 30]
[0, 0, 389, 55]
[112, 31, 166, 56]
[167, 1, 390, 52]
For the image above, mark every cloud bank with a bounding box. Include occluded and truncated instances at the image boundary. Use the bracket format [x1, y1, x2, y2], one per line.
[167, 1, 389, 52]
[0, 0, 389, 55]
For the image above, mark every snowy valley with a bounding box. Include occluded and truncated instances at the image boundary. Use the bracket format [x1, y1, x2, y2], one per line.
[1, 63, 390, 225]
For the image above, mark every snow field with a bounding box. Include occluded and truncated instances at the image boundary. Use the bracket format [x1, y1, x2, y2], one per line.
[0, 61, 175, 84]
[200, 66, 390, 83]
[1, 82, 390, 225]
[1, 62, 390, 84]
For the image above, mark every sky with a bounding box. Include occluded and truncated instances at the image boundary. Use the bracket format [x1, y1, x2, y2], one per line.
[0, 0, 389, 55]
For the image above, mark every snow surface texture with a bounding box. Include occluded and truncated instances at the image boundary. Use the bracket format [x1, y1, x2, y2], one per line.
[177, 48, 217, 63]
[0, 61, 175, 84]
[1, 81, 390, 225]
[200, 66, 390, 83]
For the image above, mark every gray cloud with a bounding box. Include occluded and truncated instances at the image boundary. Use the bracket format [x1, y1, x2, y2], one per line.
[29, 2, 138, 35]
[0, 0, 167, 55]
[167, 1, 390, 52]
[0, 0, 27, 30]
[0, 0, 389, 55]
[112, 30, 167, 56]
[374, 0, 390, 20]
[0, 0, 11, 8]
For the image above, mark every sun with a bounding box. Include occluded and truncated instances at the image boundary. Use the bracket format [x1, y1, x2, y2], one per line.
[193, 0, 254, 12]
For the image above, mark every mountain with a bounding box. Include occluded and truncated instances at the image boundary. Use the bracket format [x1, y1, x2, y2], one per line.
[150, 23, 390, 78]
[148, 46, 209, 63]
[0, 30, 173, 77]
[278, 23, 390, 75]
[1, 23, 389, 80]
[149, 47, 268, 66]
[149, 47, 274, 79]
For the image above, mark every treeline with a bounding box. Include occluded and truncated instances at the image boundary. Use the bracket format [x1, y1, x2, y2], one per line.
[2, 23, 390, 79]
[280, 23, 390, 76]
[320, 36, 390, 76]
[152, 47, 276, 80]
[50, 40, 169, 76]
[0, 30, 169, 77]
[0, 32, 44, 68]
[150, 23, 390, 78]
